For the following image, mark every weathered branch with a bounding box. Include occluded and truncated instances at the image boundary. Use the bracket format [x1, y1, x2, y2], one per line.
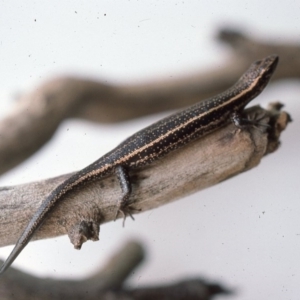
[0, 28, 299, 175]
[0, 240, 230, 300]
[218, 28, 300, 79]
[0, 104, 290, 248]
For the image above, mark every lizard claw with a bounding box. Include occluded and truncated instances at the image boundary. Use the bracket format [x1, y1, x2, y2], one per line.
[114, 205, 139, 227]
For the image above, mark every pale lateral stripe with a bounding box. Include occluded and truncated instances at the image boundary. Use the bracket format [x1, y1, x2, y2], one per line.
[69, 74, 260, 184]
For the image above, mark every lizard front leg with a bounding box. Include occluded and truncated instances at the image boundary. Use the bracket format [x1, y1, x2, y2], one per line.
[115, 165, 134, 224]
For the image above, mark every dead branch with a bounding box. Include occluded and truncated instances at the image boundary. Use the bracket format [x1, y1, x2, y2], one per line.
[0, 240, 231, 300]
[217, 27, 300, 79]
[0, 104, 290, 249]
[0, 28, 299, 175]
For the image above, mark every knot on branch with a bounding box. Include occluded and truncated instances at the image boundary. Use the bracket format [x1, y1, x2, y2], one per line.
[64, 203, 103, 249]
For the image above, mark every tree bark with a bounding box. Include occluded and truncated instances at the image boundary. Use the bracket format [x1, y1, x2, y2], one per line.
[0, 104, 290, 249]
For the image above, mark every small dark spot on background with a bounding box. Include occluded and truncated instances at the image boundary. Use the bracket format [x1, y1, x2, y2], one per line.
[104, 13, 106, 16]
[34, 19, 36, 22]
[75, 11, 77, 14]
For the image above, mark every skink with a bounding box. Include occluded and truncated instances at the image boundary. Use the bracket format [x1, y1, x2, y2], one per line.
[0, 54, 279, 275]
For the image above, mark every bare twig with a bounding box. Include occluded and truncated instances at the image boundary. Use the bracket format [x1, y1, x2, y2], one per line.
[0, 105, 290, 248]
[0, 240, 231, 300]
[0, 28, 298, 175]
[218, 27, 300, 79]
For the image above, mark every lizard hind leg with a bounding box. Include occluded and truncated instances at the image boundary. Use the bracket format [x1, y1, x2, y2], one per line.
[114, 165, 137, 226]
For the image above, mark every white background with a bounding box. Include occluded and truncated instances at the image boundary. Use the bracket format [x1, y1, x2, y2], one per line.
[0, 1, 300, 299]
